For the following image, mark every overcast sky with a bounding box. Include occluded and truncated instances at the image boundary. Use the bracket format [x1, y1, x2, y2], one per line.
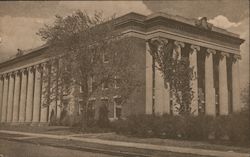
[0, 0, 249, 89]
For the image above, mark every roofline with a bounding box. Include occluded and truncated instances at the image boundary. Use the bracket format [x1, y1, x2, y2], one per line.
[0, 12, 244, 65]
[0, 44, 49, 66]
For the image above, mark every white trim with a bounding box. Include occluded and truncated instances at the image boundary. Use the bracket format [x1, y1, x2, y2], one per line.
[113, 95, 121, 99]
[102, 81, 109, 90]
[114, 76, 120, 89]
[89, 76, 93, 92]
[102, 52, 109, 63]
[100, 96, 109, 100]
[89, 97, 96, 101]
[79, 86, 83, 93]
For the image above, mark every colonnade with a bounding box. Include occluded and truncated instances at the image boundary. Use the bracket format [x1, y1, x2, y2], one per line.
[146, 38, 241, 116]
[0, 60, 60, 124]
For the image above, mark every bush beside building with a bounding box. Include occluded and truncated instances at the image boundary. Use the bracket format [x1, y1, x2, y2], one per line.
[111, 109, 250, 146]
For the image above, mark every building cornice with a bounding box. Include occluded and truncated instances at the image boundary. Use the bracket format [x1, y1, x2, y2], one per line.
[114, 12, 244, 47]
[0, 44, 49, 67]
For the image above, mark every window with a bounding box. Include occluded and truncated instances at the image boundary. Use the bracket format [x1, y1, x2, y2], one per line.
[101, 97, 109, 107]
[103, 52, 109, 63]
[89, 76, 93, 92]
[116, 107, 122, 119]
[88, 99, 96, 119]
[80, 86, 83, 93]
[114, 76, 121, 89]
[114, 97, 122, 119]
[102, 80, 109, 90]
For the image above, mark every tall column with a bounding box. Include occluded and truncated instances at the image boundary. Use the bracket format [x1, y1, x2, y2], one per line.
[154, 39, 171, 115]
[0, 76, 4, 122]
[205, 49, 216, 116]
[12, 71, 21, 122]
[7, 73, 15, 122]
[172, 41, 185, 114]
[190, 45, 200, 115]
[25, 67, 35, 122]
[1, 74, 9, 122]
[232, 55, 241, 112]
[19, 69, 28, 122]
[219, 52, 229, 115]
[40, 63, 49, 123]
[32, 65, 42, 123]
[145, 42, 153, 114]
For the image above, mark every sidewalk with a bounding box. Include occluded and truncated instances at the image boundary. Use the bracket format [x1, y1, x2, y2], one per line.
[0, 130, 249, 157]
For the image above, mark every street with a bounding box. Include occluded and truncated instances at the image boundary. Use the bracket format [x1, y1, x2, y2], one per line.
[0, 139, 116, 157]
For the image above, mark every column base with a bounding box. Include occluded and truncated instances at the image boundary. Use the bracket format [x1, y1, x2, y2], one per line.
[0, 122, 8, 126]
[30, 122, 40, 126]
[38, 122, 49, 127]
[9, 122, 21, 126]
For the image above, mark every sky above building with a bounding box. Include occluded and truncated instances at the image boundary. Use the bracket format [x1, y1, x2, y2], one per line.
[0, 0, 249, 89]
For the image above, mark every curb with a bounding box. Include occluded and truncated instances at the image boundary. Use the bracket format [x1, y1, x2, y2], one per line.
[0, 137, 151, 157]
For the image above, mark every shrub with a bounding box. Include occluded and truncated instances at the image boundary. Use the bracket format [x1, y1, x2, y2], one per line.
[178, 115, 213, 140]
[227, 110, 250, 145]
[110, 109, 250, 145]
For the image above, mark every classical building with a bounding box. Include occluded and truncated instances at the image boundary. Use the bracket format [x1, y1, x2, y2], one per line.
[0, 12, 244, 125]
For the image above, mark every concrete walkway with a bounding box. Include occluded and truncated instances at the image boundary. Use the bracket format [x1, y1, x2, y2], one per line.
[0, 130, 249, 157]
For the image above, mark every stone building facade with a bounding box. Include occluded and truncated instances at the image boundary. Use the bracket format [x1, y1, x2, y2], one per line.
[0, 12, 244, 125]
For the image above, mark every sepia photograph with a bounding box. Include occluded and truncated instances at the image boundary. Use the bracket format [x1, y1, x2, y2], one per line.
[0, 0, 249, 156]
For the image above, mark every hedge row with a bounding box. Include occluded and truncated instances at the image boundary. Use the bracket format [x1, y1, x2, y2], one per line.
[111, 110, 250, 145]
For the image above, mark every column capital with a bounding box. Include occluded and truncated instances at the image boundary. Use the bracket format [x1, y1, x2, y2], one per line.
[3, 73, 8, 78]
[8, 72, 15, 78]
[20, 68, 28, 74]
[232, 54, 241, 62]
[190, 45, 200, 52]
[206, 48, 216, 57]
[13, 70, 21, 76]
[174, 41, 185, 48]
[149, 37, 169, 45]
[218, 52, 230, 60]
[220, 51, 230, 57]
[27, 66, 35, 73]
[34, 64, 43, 72]
[41, 62, 47, 67]
[207, 48, 216, 54]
